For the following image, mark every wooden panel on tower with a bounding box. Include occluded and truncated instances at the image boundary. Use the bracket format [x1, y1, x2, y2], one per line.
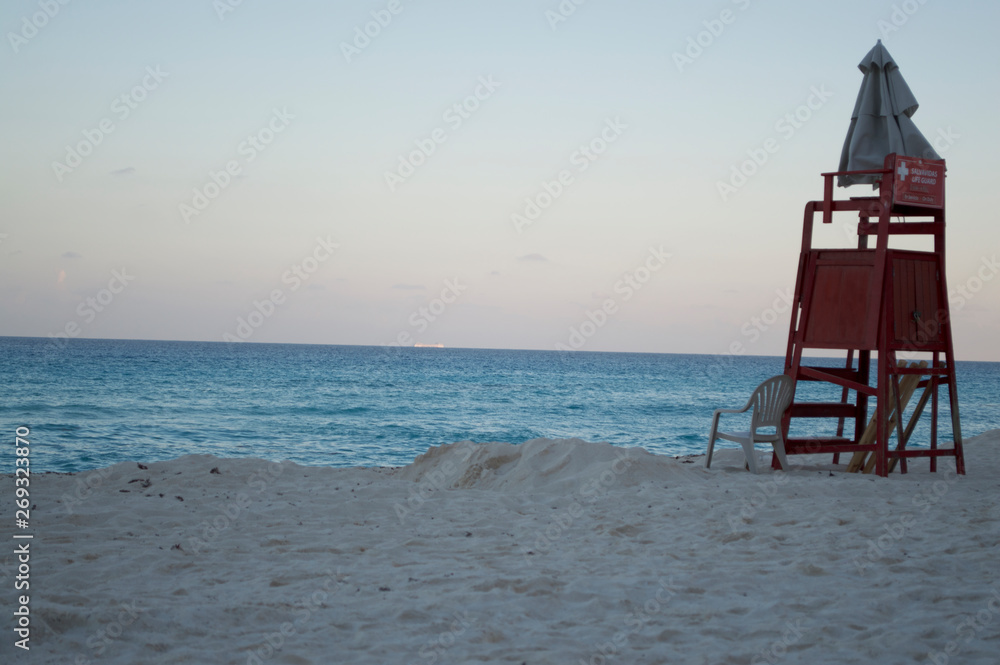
[890, 251, 944, 350]
[801, 249, 878, 349]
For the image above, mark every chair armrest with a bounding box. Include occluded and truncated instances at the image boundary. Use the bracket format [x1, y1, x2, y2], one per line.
[713, 406, 751, 416]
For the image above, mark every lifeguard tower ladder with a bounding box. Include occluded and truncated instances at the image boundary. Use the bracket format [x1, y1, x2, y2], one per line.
[780, 153, 965, 477]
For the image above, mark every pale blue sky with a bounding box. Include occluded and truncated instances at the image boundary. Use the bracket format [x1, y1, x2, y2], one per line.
[2, 0, 999, 359]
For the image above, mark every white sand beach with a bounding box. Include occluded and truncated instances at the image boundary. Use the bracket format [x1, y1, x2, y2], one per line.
[5, 432, 1000, 664]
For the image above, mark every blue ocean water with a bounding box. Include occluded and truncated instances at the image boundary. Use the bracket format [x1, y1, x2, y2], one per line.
[1, 337, 997, 473]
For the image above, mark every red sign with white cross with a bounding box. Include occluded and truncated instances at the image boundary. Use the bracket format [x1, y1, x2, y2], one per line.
[890, 155, 945, 209]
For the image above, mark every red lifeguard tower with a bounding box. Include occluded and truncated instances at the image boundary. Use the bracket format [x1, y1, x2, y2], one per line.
[779, 153, 964, 477]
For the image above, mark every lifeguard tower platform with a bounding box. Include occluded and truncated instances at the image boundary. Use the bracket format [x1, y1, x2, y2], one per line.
[780, 153, 964, 477]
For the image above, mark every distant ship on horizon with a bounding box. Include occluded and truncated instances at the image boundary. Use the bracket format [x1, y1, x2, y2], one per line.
[413, 343, 444, 348]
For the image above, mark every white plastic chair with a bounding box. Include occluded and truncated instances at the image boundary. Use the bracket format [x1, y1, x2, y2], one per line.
[705, 374, 794, 473]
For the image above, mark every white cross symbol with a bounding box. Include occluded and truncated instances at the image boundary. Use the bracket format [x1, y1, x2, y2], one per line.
[897, 162, 910, 182]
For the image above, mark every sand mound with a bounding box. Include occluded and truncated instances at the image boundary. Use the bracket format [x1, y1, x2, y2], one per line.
[395, 437, 709, 493]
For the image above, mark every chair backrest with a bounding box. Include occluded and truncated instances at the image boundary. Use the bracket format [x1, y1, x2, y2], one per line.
[750, 374, 794, 431]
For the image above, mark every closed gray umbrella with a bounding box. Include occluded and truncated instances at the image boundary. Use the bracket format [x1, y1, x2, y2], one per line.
[838, 40, 939, 187]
